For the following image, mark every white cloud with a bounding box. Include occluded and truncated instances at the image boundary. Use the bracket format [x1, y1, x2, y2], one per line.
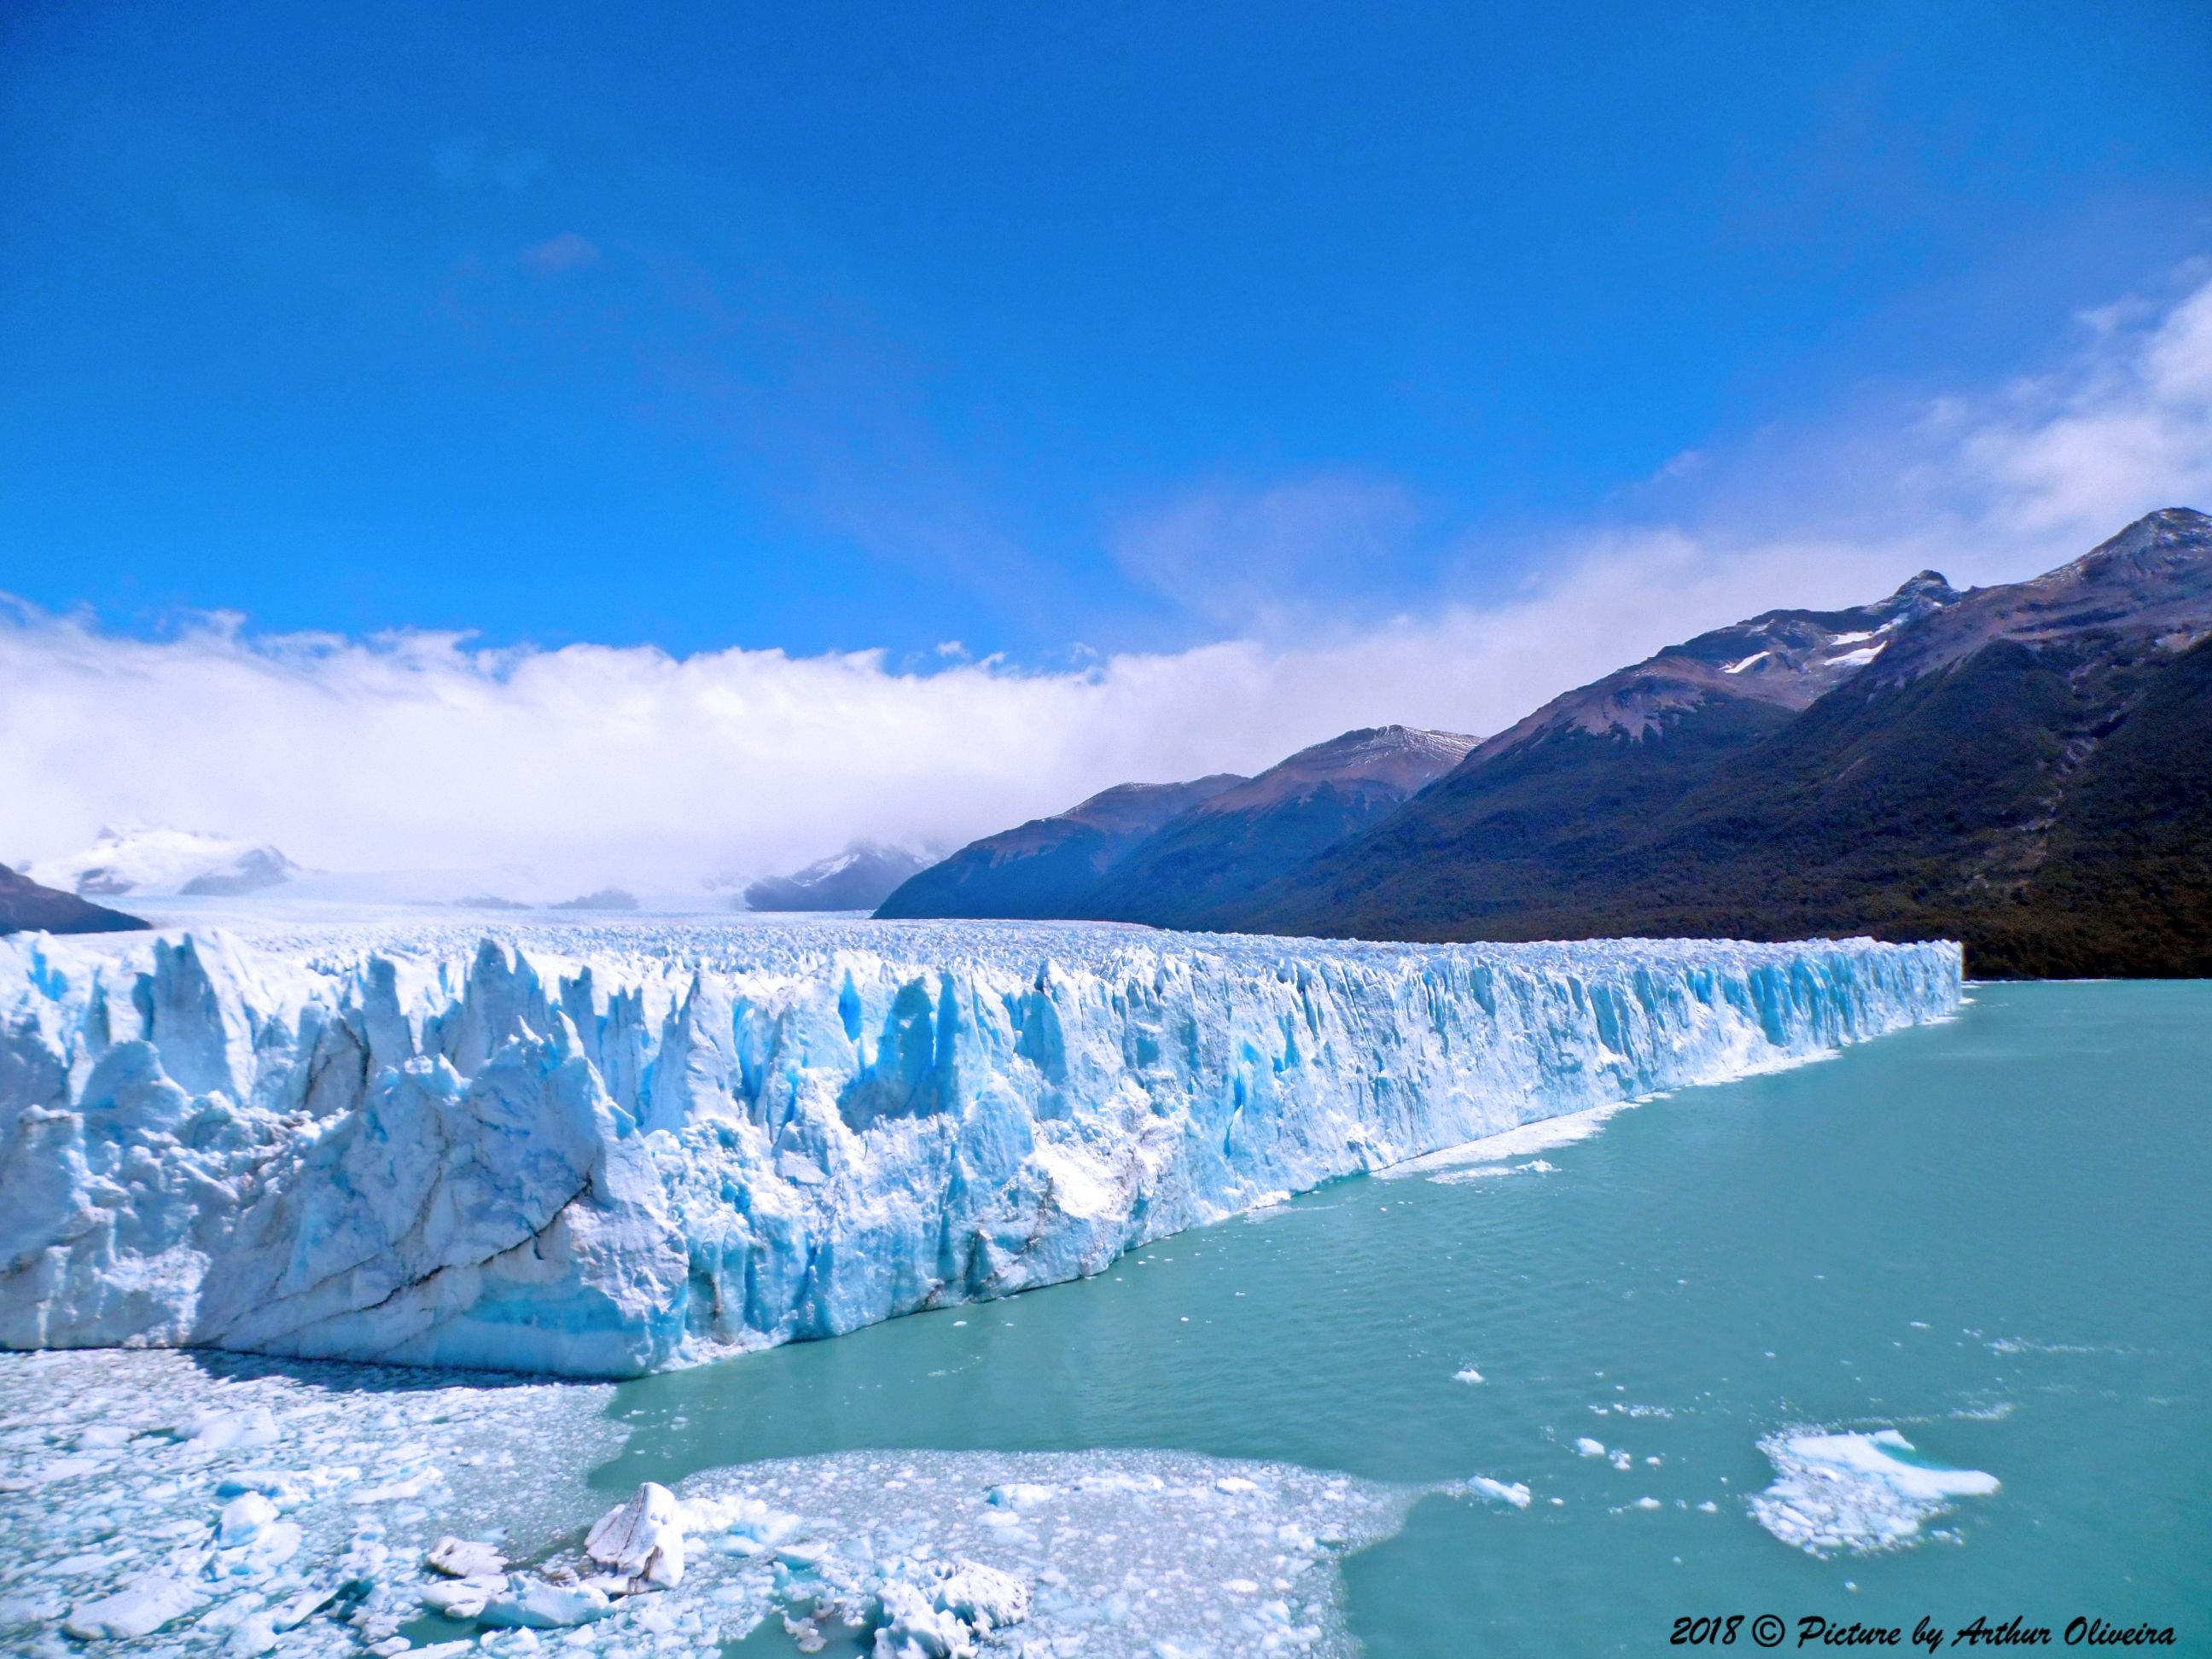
[1111, 474, 1423, 627]
[4, 269, 2208, 893]
[521, 231, 601, 275]
[1949, 268, 2212, 539]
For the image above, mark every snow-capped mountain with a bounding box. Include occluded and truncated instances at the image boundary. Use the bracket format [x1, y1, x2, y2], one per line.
[1243, 508, 2212, 976]
[28, 824, 300, 899]
[742, 841, 937, 911]
[1461, 568, 1960, 754]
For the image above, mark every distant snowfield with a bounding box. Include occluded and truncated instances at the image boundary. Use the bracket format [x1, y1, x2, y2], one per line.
[0, 908, 1960, 1379]
[25, 824, 297, 900]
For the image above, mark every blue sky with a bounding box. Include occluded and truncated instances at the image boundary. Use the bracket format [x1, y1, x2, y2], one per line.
[6, 0, 2209, 662]
[5, 3, 2212, 885]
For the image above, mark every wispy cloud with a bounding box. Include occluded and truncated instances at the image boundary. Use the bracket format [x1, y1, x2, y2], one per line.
[1111, 474, 1425, 628]
[1942, 265, 2212, 540]
[4, 267, 2207, 889]
[520, 231, 600, 275]
[434, 139, 544, 194]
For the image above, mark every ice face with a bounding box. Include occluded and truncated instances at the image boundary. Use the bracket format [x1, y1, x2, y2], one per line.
[0, 917, 1960, 1377]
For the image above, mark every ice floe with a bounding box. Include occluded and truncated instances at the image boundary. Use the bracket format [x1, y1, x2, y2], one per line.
[0, 1348, 620, 1656]
[0, 1348, 1464, 1657]
[1464, 1477, 1532, 1509]
[1749, 1429, 1999, 1557]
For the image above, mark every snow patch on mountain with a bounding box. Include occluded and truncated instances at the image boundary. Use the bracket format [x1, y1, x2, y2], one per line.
[29, 825, 298, 899]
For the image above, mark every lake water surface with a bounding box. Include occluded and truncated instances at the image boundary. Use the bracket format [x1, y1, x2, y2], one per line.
[593, 982, 2209, 1655]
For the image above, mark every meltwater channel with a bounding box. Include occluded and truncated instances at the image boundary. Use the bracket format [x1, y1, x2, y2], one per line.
[608, 981, 2208, 1656]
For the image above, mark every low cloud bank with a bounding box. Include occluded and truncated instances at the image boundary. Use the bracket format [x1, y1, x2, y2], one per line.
[4, 269, 2207, 893]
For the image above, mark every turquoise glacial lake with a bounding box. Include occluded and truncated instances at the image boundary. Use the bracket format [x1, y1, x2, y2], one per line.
[589, 982, 2209, 1656]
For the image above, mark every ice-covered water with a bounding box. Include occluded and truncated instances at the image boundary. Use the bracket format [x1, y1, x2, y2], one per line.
[0, 1347, 1420, 1656]
[0, 914, 1956, 1377]
[0, 1349, 621, 1656]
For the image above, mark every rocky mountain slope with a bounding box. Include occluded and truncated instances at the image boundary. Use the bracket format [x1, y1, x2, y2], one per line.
[877, 725, 1476, 929]
[1069, 725, 1476, 929]
[743, 841, 935, 911]
[1237, 509, 2212, 977]
[0, 864, 147, 935]
[874, 775, 1246, 919]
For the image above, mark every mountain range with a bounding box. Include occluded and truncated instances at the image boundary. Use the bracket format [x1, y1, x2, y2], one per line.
[28, 824, 298, 899]
[882, 508, 2212, 977]
[876, 730, 1476, 927]
[742, 841, 936, 911]
[0, 864, 147, 936]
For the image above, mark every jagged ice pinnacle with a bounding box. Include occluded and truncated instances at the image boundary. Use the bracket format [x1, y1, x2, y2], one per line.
[0, 919, 1959, 1377]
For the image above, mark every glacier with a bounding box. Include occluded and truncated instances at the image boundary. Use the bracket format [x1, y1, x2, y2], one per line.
[0, 917, 1960, 1377]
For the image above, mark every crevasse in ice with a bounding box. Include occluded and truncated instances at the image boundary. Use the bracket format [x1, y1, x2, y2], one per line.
[0, 919, 1959, 1377]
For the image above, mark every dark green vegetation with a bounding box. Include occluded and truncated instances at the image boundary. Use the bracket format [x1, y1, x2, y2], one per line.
[0, 864, 146, 936]
[886, 509, 2212, 978]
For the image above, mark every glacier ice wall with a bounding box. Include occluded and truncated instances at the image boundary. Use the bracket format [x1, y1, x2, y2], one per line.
[0, 919, 1959, 1377]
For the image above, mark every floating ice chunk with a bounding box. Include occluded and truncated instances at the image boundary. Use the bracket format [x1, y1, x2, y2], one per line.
[1574, 1438, 1606, 1458]
[270, 1583, 340, 1632]
[217, 1490, 279, 1545]
[214, 1470, 318, 1510]
[1749, 1429, 1998, 1557]
[479, 1578, 614, 1628]
[585, 1481, 685, 1588]
[985, 1482, 1056, 1510]
[1633, 1497, 1662, 1511]
[1452, 1367, 1484, 1384]
[421, 1573, 509, 1618]
[75, 1425, 136, 1450]
[876, 1577, 972, 1656]
[212, 1516, 303, 1577]
[932, 1562, 1028, 1631]
[64, 1575, 202, 1639]
[1609, 1450, 1633, 1471]
[227, 1610, 281, 1655]
[683, 1493, 799, 1555]
[427, 1535, 509, 1578]
[349, 1468, 439, 1503]
[183, 1408, 280, 1452]
[1465, 1477, 1532, 1509]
